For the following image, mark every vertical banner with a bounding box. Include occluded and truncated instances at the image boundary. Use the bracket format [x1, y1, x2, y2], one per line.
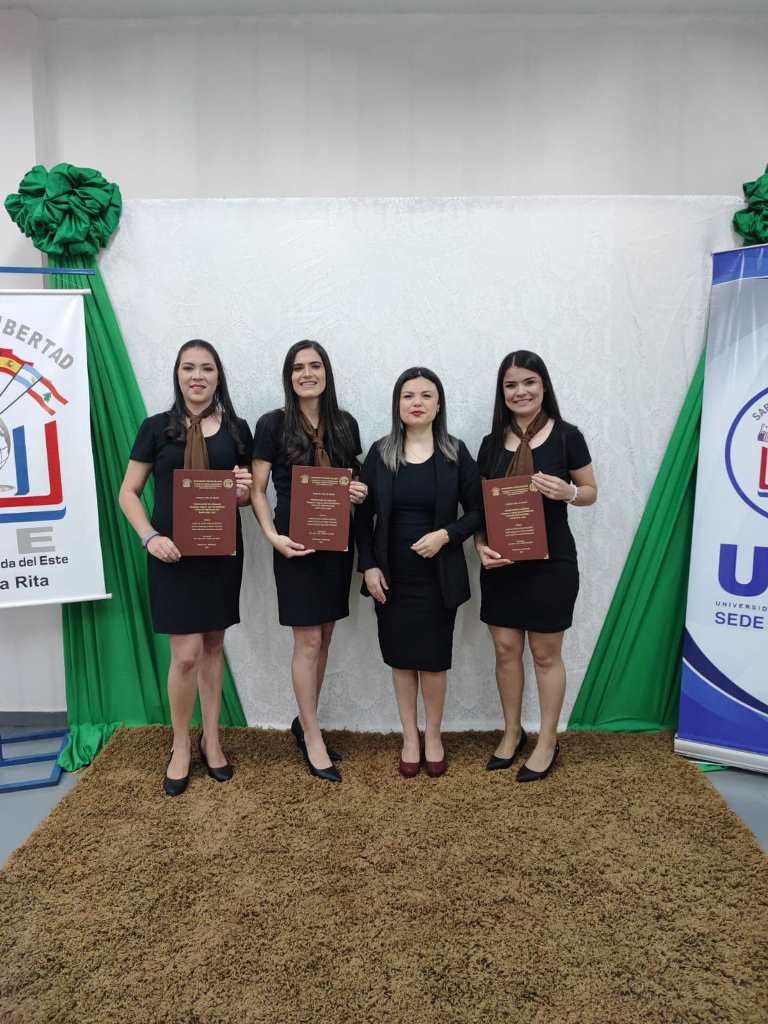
[676, 246, 768, 772]
[0, 291, 107, 608]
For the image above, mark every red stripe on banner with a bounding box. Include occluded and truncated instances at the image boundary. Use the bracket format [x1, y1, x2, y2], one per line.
[0, 421, 63, 507]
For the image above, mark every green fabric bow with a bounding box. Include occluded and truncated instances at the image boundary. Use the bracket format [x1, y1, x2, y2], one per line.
[5, 163, 121, 258]
[733, 164, 768, 245]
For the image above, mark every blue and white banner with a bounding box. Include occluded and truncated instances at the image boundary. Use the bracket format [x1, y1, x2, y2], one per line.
[0, 291, 107, 609]
[676, 245, 768, 771]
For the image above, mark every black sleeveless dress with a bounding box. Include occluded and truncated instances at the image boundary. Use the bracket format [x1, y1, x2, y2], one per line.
[130, 412, 253, 635]
[477, 424, 591, 633]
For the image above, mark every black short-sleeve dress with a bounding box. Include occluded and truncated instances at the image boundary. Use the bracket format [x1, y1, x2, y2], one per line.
[252, 408, 362, 627]
[477, 423, 591, 633]
[130, 412, 253, 635]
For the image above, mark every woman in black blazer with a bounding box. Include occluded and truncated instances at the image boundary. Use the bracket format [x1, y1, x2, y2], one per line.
[356, 367, 482, 778]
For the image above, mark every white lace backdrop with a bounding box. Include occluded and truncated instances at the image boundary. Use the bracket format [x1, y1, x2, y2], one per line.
[95, 195, 736, 732]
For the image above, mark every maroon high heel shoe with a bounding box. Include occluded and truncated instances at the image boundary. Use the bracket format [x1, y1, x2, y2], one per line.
[424, 737, 447, 778]
[399, 733, 423, 779]
[398, 756, 421, 778]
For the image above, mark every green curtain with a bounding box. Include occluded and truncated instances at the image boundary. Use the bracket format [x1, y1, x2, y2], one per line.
[5, 165, 246, 770]
[568, 351, 704, 731]
[733, 163, 768, 245]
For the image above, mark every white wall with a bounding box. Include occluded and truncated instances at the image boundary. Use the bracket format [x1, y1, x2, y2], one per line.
[33, 13, 768, 200]
[0, 7, 763, 717]
[97, 194, 735, 732]
[0, 9, 64, 715]
[0, 10, 43, 265]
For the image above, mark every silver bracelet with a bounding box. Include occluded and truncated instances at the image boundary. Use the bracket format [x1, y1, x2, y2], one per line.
[142, 530, 159, 548]
[566, 484, 579, 504]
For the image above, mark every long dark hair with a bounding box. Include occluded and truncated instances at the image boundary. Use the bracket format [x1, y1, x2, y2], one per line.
[280, 340, 360, 470]
[378, 366, 458, 472]
[486, 350, 564, 476]
[165, 339, 247, 461]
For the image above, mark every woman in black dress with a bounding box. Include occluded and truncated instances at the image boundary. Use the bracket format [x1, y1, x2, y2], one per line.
[476, 350, 597, 782]
[356, 368, 482, 778]
[119, 340, 253, 796]
[251, 341, 366, 784]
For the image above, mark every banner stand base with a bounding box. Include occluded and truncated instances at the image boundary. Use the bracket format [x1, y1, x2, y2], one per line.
[675, 736, 768, 775]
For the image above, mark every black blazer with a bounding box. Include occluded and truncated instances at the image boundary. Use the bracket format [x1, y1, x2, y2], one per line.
[355, 440, 483, 610]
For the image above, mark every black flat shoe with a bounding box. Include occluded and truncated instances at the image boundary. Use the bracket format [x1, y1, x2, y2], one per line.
[199, 734, 234, 783]
[516, 742, 560, 783]
[486, 727, 528, 771]
[163, 750, 190, 797]
[290, 715, 343, 762]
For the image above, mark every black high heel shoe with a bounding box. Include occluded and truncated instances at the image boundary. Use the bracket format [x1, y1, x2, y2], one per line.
[198, 733, 234, 783]
[291, 719, 341, 782]
[163, 749, 190, 797]
[486, 727, 528, 772]
[290, 716, 343, 762]
[516, 741, 560, 783]
[306, 756, 342, 783]
[290, 716, 306, 755]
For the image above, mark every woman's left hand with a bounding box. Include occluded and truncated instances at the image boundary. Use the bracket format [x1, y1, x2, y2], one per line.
[349, 480, 368, 505]
[233, 465, 253, 501]
[411, 529, 449, 558]
[531, 472, 575, 502]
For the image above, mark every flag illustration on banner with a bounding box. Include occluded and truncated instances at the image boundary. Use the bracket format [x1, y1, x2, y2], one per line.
[0, 348, 67, 417]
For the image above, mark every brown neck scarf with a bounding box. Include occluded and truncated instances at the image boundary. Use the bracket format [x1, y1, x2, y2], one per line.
[183, 403, 216, 470]
[506, 410, 550, 477]
[301, 413, 332, 467]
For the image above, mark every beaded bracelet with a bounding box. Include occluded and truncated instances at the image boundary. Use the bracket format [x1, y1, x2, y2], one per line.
[566, 484, 579, 504]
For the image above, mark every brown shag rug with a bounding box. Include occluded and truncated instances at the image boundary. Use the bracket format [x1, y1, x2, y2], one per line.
[1, 728, 766, 1024]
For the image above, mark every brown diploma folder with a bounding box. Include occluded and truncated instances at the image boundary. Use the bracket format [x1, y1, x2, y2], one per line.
[482, 474, 549, 562]
[289, 466, 352, 552]
[172, 470, 237, 556]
